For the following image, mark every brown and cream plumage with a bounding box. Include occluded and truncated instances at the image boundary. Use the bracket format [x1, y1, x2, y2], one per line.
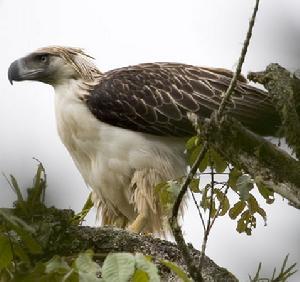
[8, 46, 280, 234]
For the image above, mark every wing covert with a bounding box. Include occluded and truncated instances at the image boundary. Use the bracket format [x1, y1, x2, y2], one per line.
[86, 63, 281, 136]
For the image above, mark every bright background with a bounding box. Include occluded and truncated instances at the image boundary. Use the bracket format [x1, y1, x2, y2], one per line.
[0, 0, 299, 280]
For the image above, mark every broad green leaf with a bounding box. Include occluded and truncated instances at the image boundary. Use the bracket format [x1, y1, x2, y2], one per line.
[74, 250, 101, 281]
[160, 259, 191, 282]
[189, 178, 200, 193]
[45, 256, 70, 274]
[236, 175, 253, 201]
[228, 168, 242, 190]
[135, 254, 160, 282]
[229, 201, 246, 220]
[0, 235, 13, 270]
[102, 253, 135, 282]
[210, 149, 227, 173]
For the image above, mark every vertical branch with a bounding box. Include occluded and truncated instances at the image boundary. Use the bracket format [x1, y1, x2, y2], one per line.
[169, 0, 260, 280]
[217, 0, 260, 120]
[169, 142, 209, 282]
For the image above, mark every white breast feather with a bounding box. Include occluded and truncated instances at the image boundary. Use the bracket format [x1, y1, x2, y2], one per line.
[53, 80, 187, 230]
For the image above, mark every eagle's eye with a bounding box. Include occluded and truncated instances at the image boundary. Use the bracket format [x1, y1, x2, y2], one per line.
[36, 54, 49, 63]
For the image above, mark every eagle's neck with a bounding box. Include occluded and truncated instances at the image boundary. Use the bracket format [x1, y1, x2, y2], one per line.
[53, 79, 101, 169]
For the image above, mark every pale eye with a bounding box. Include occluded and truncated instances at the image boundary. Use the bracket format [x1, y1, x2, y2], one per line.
[40, 55, 48, 63]
[36, 54, 49, 63]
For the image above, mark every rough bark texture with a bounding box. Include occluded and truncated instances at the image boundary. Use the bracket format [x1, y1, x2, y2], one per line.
[249, 64, 300, 159]
[201, 115, 300, 208]
[41, 221, 238, 281]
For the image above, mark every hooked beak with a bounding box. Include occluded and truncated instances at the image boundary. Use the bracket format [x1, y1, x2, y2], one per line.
[8, 59, 21, 85]
[8, 58, 44, 85]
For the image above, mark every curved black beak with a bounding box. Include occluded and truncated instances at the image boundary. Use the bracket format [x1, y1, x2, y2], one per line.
[8, 59, 21, 85]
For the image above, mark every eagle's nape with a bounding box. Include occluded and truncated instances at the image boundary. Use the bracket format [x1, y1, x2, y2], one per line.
[7, 46, 281, 235]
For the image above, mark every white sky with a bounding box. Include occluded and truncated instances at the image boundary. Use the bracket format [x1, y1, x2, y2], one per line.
[0, 0, 299, 280]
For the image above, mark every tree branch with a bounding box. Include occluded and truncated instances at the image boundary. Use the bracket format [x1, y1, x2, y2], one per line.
[42, 224, 238, 282]
[200, 115, 300, 208]
[248, 64, 300, 159]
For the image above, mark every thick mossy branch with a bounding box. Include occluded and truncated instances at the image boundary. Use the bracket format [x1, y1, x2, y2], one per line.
[248, 64, 300, 158]
[201, 116, 300, 208]
[58, 225, 237, 281]
[0, 206, 238, 281]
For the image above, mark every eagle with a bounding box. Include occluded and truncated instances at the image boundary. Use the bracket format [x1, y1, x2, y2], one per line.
[8, 46, 280, 234]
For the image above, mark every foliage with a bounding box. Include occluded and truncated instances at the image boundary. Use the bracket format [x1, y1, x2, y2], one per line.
[0, 163, 195, 282]
[249, 255, 297, 282]
[185, 137, 272, 235]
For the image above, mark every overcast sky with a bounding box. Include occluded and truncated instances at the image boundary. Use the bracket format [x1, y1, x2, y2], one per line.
[0, 0, 299, 280]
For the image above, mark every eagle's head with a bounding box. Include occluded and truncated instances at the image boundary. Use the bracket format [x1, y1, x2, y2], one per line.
[8, 46, 101, 86]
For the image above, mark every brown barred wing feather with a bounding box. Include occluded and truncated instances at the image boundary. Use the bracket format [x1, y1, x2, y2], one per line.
[86, 63, 281, 136]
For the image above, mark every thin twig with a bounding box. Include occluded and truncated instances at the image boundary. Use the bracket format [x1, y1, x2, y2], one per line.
[191, 191, 206, 232]
[216, 0, 260, 120]
[171, 142, 209, 219]
[169, 142, 209, 282]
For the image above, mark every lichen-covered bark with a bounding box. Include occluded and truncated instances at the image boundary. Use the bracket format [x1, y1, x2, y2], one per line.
[42, 224, 238, 281]
[201, 115, 300, 208]
[248, 64, 300, 158]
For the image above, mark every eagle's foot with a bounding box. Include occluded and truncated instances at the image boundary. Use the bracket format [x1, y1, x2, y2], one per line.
[127, 214, 147, 234]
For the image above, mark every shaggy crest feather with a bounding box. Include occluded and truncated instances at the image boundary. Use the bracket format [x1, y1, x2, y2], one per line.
[37, 46, 102, 81]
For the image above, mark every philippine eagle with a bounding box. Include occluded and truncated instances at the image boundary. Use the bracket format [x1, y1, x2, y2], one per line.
[8, 46, 280, 234]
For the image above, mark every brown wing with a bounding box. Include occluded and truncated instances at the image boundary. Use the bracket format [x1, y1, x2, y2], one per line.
[86, 63, 281, 136]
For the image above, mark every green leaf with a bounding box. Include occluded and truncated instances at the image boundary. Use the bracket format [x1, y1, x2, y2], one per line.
[187, 145, 208, 172]
[132, 269, 149, 282]
[229, 201, 246, 220]
[45, 255, 70, 274]
[247, 194, 259, 214]
[215, 190, 230, 216]
[236, 175, 253, 201]
[102, 253, 135, 282]
[257, 207, 267, 226]
[156, 180, 182, 213]
[185, 136, 200, 150]
[236, 216, 246, 233]
[210, 149, 227, 173]
[160, 259, 191, 282]
[198, 151, 209, 172]
[134, 254, 160, 282]
[0, 235, 13, 270]
[189, 178, 200, 193]
[255, 179, 275, 204]
[228, 168, 242, 190]
[200, 184, 210, 211]
[74, 250, 101, 281]
[73, 193, 94, 224]
[0, 209, 42, 254]
[9, 174, 25, 203]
